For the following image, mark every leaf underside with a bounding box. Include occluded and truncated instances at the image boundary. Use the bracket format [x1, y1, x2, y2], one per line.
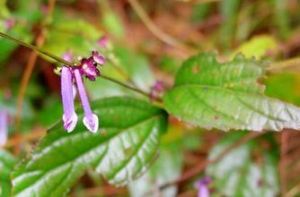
[207, 132, 279, 197]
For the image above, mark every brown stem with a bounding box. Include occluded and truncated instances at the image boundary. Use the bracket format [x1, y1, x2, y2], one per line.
[267, 57, 300, 72]
[127, 0, 194, 57]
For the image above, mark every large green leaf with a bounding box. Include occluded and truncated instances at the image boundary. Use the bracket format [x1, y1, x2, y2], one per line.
[164, 53, 300, 131]
[0, 150, 17, 197]
[206, 132, 279, 196]
[12, 97, 168, 197]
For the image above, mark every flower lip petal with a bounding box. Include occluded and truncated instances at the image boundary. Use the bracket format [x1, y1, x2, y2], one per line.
[73, 69, 99, 133]
[63, 112, 78, 132]
[83, 113, 99, 133]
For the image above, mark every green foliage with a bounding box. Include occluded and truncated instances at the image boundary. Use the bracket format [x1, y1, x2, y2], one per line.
[114, 47, 155, 90]
[164, 53, 300, 131]
[231, 35, 278, 59]
[129, 136, 184, 197]
[86, 47, 155, 100]
[0, 1, 299, 196]
[207, 132, 279, 196]
[272, 0, 290, 38]
[43, 15, 102, 58]
[266, 73, 300, 106]
[0, 150, 17, 197]
[219, 0, 240, 47]
[102, 8, 124, 38]
[191, 3, 212, 23]
[12, 97, 167, 197]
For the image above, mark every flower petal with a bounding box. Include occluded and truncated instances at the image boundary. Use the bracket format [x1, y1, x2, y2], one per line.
[92, 51, 105, 65]
[0, 110, 8, 146]
[97, 35, 109, 48]
[80, 58, 100, 81]
[63, 112, 78, 132]
[74, 69, 99, 133]
[83, 113, 99, 133]
[61, 67, 78, 132]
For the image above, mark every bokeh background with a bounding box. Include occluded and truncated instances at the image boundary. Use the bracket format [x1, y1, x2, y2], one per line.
[0, 0, 300, 196]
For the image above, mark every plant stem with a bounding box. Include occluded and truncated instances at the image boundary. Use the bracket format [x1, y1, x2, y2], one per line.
[0, 32, 154, 100]
[267, 57, 300, 72]
[101, 75, 149, 98]
[0, 32, 72, 66]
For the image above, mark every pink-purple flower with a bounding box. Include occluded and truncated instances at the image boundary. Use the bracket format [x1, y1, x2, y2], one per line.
[92, 51, 105, 65]
[97, 35, 109, 48]
[80, 57, 100, 81]
[195, 176, 211, 197]
[60, 51, 105, 133]
[150, 80, 165, 100]
[61, 67, 78, 132]
[0, 109, 8, 146]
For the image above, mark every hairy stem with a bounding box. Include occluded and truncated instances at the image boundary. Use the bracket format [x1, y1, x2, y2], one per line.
[0, 32, 72, 66]
[0, 32, 155, 101]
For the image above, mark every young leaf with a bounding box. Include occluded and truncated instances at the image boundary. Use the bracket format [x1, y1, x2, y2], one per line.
[206, 132, 279, 196]
[164, 53, 300, 131]
[12, 97, 168, 197]
[0, 150, 17, 197]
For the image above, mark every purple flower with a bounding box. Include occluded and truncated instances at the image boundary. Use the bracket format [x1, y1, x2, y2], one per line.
[97, 35, 109, 48]
[0, 109, 8, 146]
[195, 177, 211, 197]
[150, 80, 165, 100]
[80, 58, 100, 81]
[62, 51, 73, 62]
[74, 69, 99, 133]
[4, 18, 15, 30]
[59, 50, 104, 133]
[92, 51, 105, 65]
[61, 67, 78, 132]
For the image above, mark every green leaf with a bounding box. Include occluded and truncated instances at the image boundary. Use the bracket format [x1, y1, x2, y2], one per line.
[43, 14, 102, 59]
[231, 35, 278, 59]
[206, 132, 279, 196]
[0, 150, 17, 197]
[164, 53, 300, 131]
[12, 97, 168, 197]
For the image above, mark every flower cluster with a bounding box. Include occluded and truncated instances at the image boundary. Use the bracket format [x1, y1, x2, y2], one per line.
[60, 51, 105, 133]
